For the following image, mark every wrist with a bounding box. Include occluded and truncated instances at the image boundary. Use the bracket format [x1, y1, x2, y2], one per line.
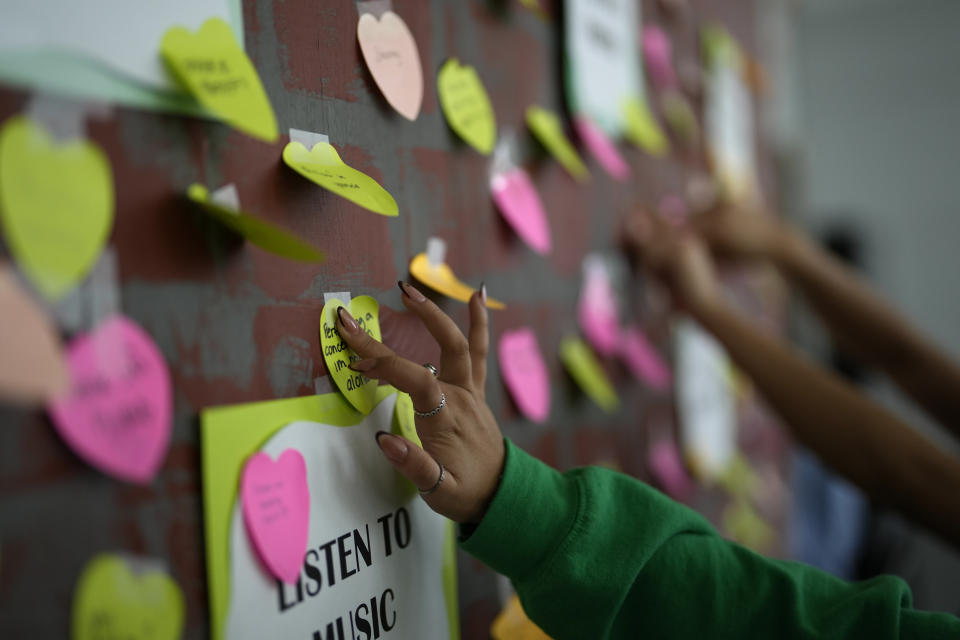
[770, 223, 807, 271]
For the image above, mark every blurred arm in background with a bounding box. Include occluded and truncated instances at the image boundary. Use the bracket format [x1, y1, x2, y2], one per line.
[624, 208, 960, 549]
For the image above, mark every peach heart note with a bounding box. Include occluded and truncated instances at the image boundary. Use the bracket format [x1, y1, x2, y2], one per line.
[498, 328, 550, 423]
[357, 11, 423, 121]
[241, 449, 311, 584]
[283, 140, 398, 217]
[319, 296, 382, 414]
[48, 314, 172, 484]
[409, 253, 505, 308]
[491, 168, 552, 255]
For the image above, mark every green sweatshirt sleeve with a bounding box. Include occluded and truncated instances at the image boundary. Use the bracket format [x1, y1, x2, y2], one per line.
[461, 439, 960, 640]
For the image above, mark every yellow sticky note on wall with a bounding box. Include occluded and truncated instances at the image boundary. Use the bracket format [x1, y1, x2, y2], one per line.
[623, 98, 669, 156]
[409, 253, 505, 309]
[526, 106, 590, 182]
[560, 336, 619, 412]
[437, 58, 497, 155]
[319, 296, 382, 415]
[161, 18, 278, 142]
[283, 140, 399, 217]
[0, 115, 114, 301]
[492, 594, 552, 640]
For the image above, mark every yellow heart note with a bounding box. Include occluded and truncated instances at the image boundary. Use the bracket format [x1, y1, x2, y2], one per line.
[161, 17, 278, 142]
[526, 106, 590, 182]
[393, 392, 422, 447]
[622, 98, 670, 156]
[0, 115, 114, 301]
[187, 184, 325, 262]
[319, 296, 382, 415]
[408, 253, 505, 309]
[559, 336, 619, 412]
[437, 58, 497, 155]
[282, 140, 399, 217]
[72, 554, 184, 640]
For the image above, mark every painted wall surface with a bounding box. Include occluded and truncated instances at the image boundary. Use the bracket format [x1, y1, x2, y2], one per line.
[0, 1, 781, 637]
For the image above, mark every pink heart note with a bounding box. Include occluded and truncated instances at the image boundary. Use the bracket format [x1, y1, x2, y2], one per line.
[620, 326, 672, 391]
[498, 328, 550, 423]
[642, 26, 677, 90]
[241, 449, 311, 585]
[491, 168, 552, 255]
[574, 116, 630, 181]
[48, 314, 172, 484]
[357, 10, 424, 121]
[578, 257, 620, 357]
[648, 439, 694, 500]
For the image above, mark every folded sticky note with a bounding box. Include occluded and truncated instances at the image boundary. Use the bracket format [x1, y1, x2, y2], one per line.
[525, 106, 589, 182]
[409, 253, 505, 309]
[560, 336, 619, 412]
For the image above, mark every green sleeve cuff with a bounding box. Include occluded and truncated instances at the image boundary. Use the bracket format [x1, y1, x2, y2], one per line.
[459, 438, 580, 582]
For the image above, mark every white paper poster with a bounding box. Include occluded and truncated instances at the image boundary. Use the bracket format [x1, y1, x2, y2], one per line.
[224, 396, 451, 640]
[705, 51, 758, 201]
[564, 0, 644, 136]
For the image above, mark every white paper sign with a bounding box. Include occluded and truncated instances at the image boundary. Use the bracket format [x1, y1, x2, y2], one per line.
[674, 318, 736, 480]
[564, 0, 644, 136]
[225, 396, 450, 640]
[705, 61, 757, 200]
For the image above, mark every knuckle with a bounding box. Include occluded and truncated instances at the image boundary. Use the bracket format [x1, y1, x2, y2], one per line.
[449, 336, 470, 358]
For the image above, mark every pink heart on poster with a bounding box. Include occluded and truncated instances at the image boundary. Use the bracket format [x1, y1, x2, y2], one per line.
[498, 328, 550, 423]
[357, 10, 424, 121]
[48, 314, 172, 484]
[620, 326, 672, 391]
[642, 26, 677, 90]
[491, 168, 552, 255]
[578, 257, 620, 356]
[574, 116, 630, 181]
[241, 449, 311, 584]
[648, 439, 694, 500]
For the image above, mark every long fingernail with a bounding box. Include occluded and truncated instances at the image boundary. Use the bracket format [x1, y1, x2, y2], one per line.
[337, 306, 360, 334]
[349, 358, 376, 372]
[375, 431, 408, 463]
[398, 280, 426, 303]
[480, 282, 487, 306]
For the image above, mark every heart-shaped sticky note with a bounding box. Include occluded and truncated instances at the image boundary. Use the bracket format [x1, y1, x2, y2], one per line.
[0, 265, 69, 404]
[437, 58, 496, 155]
[622, 98, 669, 156]
[619, 326, 672, 391]
[161, 17, 278, 142]
[499, 328, 550, 423]
[357, 10, 424, 121]
[393, 392, 423, 447]
[578, 257, 620, 357]
[72, 554, 184, 640]
[643, 26, 678, 90]
[559, 336, 619, 413]
[409, 253, 505, 309]
[491, 168, 552, 255]
[573, 115, 630, 181]
[0, 115, 114, 301]
[187, 184, 325, 261]
[319, 296, 382, 414]
[525, 106, 589, 182]
[283, 140, 398, 217]
[48, 314, 173, 484]
[241, 449, 311, 584]
[647, 439, 694, 500]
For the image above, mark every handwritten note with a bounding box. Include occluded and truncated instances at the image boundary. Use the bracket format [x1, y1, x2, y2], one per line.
[0, 264, 69, 404]
[319, 296, 382, 415]
[578, 256, 620, 357]
[623, 97, 669, 156]
[437, 58, 496, 155]
[498, 328, 550, 423]
[187, 184, 326, 262]
[573, 115, 629, 181]
[559, 336, 619, 413]
[241, 449, 311, 584]
[283, 139, 398, 217]
[357, 10, 423, 121]
[0, 115, 114, 301]
[619, 325, 672, 391]
[525, 106, 589, 182]
[491, 168, 552, 255]
[73, 554, 184, 640]
[48, 314, 172, 484]
[409, 253, 505, 309]
[160, 17, 278, 142]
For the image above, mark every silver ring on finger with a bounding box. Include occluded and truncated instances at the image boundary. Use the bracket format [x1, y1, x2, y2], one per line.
[413, 391, 445, 418]
[419, 462, 445, 496]
[423, 363, 438, 377]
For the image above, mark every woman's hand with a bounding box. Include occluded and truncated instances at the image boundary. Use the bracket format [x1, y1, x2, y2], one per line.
[691, 204, 790, 263]
[335, 281, 505, 524]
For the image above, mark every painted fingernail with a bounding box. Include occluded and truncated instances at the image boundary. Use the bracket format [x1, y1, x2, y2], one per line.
[375, 431, 408, 463]
[399, 280, 427, 302]
[349, 358, 376, 372]
[337, 306, 360, 334]
[480, 282, 488, 306]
